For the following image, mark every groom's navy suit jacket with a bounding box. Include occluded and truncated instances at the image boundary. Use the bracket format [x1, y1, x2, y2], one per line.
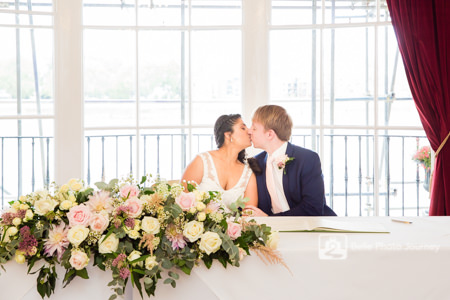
[255, 142, 336, 216]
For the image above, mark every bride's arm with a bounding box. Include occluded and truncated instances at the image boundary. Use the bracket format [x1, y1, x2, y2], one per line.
[244, 173, 258, 207]
[181, 155, 203, 191]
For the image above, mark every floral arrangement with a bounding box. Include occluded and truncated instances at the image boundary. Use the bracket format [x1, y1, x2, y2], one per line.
[412, 145, 431, 170]
[275, 154, 295, 174]
[0, 176, 282, 299]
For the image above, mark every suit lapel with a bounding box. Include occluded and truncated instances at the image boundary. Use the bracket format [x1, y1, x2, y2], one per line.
[282, 143, 295, 203]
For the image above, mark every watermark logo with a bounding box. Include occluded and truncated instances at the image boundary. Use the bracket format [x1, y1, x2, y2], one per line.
[318, 234, 348, 260]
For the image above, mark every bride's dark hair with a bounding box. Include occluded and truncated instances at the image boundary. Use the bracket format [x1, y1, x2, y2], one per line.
[214, 114, 246, 164]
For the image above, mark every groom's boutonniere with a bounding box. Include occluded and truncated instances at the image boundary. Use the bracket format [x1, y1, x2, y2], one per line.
[275, 154, 295, 175]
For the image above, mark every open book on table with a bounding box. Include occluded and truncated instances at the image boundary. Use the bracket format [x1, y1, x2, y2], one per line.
[251, 217, 389, 233]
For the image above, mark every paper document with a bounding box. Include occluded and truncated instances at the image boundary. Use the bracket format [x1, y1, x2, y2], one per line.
[251, 217, 389, 233]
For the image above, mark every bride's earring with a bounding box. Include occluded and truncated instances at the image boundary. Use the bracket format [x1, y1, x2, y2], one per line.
[230, 137, 233, 143]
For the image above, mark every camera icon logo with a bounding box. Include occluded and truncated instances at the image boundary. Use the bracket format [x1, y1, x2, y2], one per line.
[318, 234, 348, 260]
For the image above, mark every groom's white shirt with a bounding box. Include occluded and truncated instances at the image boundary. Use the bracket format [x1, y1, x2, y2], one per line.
[267, 142, 290, 213]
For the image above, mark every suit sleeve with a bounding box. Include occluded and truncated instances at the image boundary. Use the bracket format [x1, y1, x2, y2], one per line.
[273, 152, 325, 216]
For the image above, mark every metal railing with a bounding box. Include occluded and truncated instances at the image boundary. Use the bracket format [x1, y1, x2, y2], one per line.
[1, 133, 430, 216]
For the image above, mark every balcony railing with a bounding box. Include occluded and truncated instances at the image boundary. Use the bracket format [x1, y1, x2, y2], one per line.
[1, 134, 430, 216]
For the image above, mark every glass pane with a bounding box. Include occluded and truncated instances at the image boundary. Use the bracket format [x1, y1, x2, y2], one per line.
[0, 13, 52, 26]
[84, 29, 136, 127]
[323, 27, 374, 126]
[271, 0, 322, 25]
[141, 129, 189, 181]
[325, 0, 376, 24]
[0, 119, 54, 207]
[378, 26, 419, 126]
[83, 0, 136, 26]
[84, 130, 137, 185]
[0, 28, 54, 116]
[191, 0, 241, 26]
[0, 0, 53, 12]
[323, 129, 375, 217]
[191, 30, 241, 125]
[270, 29, 319, 126]
[138, 0, 188, 26]
[139, 30, 188, 126]
[377, 131, 429, 217]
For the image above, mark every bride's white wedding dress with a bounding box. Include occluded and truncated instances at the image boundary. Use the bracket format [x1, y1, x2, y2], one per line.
[196, 152, 253, 211]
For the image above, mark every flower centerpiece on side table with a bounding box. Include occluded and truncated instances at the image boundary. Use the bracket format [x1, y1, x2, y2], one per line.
[0, 176, 284, 299]
[412, 145, 431, 191]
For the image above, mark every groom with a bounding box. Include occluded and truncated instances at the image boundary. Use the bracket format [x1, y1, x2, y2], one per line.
[247, 105, 336, 216]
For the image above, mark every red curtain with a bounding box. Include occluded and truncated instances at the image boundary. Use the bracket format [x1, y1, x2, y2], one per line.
[387, 0, 450, 215]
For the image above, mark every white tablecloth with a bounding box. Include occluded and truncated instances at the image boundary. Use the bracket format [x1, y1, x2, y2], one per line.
[3, 217, 450, 300]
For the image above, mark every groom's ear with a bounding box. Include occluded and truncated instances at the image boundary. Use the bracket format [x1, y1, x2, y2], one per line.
[266, 129, 276, 140]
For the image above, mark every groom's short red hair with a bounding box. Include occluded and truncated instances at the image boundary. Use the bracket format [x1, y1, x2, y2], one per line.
[252, 105, 292, 141]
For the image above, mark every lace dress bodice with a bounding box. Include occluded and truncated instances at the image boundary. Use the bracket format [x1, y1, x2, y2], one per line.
[196, 152, 253, 211]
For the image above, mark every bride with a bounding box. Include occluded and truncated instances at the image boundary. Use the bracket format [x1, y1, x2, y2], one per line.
[181, 114, 258, 210]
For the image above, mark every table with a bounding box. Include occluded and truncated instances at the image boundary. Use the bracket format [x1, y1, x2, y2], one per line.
[2, 217, 450, 300]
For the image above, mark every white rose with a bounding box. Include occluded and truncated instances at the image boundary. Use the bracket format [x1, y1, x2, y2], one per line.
[183, 221, 204, 243]
[128, 250, 143, 267]
[141, 217, 160, 234]
[98, 233, 119, 254]
[199, 231, 222, 254]
[12, 217, 22, 226]
[67, 225, 89, 247]
[69, 249, 89, 270]
[197, 212, 206, 222]
[60, 200, 73, 210]
[34, 197, 58, 216]
[145, 256, 158, 270]
[267, 231, 280, 250]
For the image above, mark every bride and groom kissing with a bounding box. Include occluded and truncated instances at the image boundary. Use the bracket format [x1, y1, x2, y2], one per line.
[181, 105, 336, 217]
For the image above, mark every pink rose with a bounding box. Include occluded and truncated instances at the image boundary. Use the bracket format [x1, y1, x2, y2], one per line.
[69, 249, 89, 270]
[120, 184, 139, 199]
[226, 221, 242, 240]
[124, 197, 143, 218]
[175, 192, 196, 211]
[67, 205, 92, 227]
[89, 213, 109, 232]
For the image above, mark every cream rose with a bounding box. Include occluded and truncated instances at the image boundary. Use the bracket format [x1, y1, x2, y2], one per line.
[69, 249, 89, 270]
[145, 256, 158, 270]
[89, 213, 109, 233]
[127, 229, 140, 240]
[267, 231, 280, 250]
[67, 205, 92, 227]
[98, 233, 119, 254]
[199, 231, 222, 254]
[59, 184, 70, 194]
[67, 225, 89, 247]
[141, 217, 160, 234]
[24, 209, 34, 221]
[197, 212, 206, 222]
[60, 200, 73, 211]
[15, 252, 26, 264]
[34, 197, 58, 216]
[12, 217, 22, 226]
[196, 201, 206, 211]
[128, 250, 143, 267]
[193, 190, 206, 202]
[68, 178, 83, 192]
[19, 203, 29, 210]
[183, 221, 204, 243]
[2, 226, 18, 243]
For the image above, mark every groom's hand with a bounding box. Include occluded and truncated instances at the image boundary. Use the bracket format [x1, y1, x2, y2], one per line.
[243, 205, 268, 217]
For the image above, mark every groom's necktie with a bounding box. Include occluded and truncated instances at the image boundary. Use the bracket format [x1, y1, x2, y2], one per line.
[266, 155, 283, 214]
